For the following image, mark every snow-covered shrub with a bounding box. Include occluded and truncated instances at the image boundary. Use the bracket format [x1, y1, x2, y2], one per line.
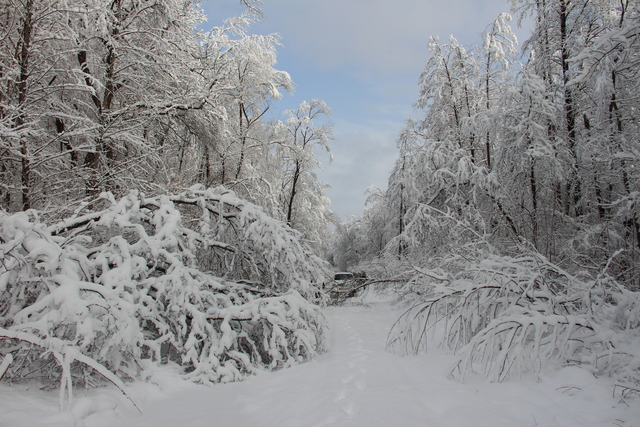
[387, 250, 640, 393]
[0, 186, 329, 408]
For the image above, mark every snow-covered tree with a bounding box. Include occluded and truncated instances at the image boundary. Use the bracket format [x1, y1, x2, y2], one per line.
[387, 250, 640, 393]
[365, 1, 639, 287]
[329, 186, 393, 271]
[0, 0, 205, 213]
[0, 0, 87, 211]
[0, 186, 329, 409]
[478, 12, 518, 170]
[181, 13, 293, 195]
[349, 2, 640, 396]
[565, 3, 640, 287]
[272, 99, 334, 248]
[0, 0, 309, 236]
[417, 35, 480, 158]
[494, 69, 566, 254]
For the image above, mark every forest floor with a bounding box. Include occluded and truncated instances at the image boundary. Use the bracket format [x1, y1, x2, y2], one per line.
[1, 291, 638, 427]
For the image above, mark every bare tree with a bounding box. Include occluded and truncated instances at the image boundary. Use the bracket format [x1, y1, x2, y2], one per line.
[272, 99, 333, 246]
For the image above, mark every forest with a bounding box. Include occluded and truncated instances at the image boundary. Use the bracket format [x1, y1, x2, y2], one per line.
[1, 0, 639, 414]
[331, 0, 640, 397]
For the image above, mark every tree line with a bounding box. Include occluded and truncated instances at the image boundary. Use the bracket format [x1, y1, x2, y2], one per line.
[0, 0, 333, 247]
[331, 0, 640, 291]
[328, 0, 640, 393]
[0, 0, 337, 405]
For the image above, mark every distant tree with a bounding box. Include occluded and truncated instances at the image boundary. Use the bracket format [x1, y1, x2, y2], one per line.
[361, 185, 391, 257]
[385, 121, 423, 256]
[417, 36, 479, 159]
[478, 12, 518, 170]
[327, 187, 390, 272]
[273, 99, 333, 247]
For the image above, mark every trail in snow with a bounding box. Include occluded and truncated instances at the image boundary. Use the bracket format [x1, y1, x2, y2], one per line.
[1, 296, 638, 426]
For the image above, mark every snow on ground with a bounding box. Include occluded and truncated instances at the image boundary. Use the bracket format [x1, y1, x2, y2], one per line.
[1, 291, 638, 427]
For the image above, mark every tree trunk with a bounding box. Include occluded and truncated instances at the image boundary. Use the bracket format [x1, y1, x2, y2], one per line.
[485, 51, 492, 170]
[79, 19, 120, 195]
[17, 0, 34, 210]
[529, 158, 538, 249]
[286, 161, 301, 226]
[559, 0, 581, 216]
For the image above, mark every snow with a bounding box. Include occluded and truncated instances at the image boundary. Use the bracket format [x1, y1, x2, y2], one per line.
[1, 190, 330, 393]
[1, 291, 638, 427]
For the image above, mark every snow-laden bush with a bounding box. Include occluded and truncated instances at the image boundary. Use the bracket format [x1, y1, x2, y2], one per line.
[0, 186, 329, 408]
[387, 250, 640, 396]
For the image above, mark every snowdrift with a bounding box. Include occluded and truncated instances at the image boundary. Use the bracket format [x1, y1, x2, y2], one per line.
[0, 186, 329, 409]
[387, 251, 640, 399]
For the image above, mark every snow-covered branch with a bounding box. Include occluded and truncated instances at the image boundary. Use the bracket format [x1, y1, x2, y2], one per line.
[1, 186, 329, 407]
[387, 251, 640, 390]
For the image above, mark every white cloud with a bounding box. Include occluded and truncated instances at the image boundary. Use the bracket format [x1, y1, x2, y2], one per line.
[259, 0, 518, 76]
[318, 118, 399, 218]
[199, 0, 531, 219]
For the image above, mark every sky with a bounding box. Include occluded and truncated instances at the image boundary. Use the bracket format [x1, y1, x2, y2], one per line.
[200, 0, 531, 221]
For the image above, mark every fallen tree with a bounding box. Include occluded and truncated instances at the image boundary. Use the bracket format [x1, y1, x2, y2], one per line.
[386, 250, 640, 397]
[0, 185, 329, 409]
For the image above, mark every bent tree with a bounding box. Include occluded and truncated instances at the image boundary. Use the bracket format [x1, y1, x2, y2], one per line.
[0, 186, 330, 409]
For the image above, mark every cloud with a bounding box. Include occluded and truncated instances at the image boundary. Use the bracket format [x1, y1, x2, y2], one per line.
[199, 0, 530, 219]
[317, 118, 399, 219]
[258, 0, 517, 76]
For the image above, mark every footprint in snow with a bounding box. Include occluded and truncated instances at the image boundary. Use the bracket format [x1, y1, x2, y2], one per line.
[354, 378, 367, 391]
[340, 401, 359, 417]
[342, 373, 357, 384]
[334, 389, 348, 402]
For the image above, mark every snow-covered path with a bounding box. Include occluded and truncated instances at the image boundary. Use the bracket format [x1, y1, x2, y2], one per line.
[1, 299, 638, 426]
[94, 301, 637, 427]
[111, 304, 437, 427]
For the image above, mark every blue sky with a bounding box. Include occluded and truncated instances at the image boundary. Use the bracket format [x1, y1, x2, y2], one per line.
[200, 0, 531, 221]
